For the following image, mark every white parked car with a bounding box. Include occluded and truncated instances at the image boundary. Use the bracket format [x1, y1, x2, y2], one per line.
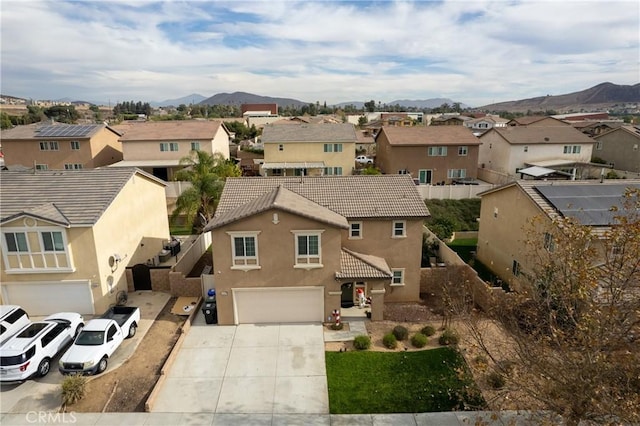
[0, 305, 30, 346]
[0, 312, 84, 382]
[355, 155, 374, 165]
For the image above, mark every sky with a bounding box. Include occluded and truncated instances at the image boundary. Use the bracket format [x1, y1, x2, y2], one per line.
[1, 0, 639, 107]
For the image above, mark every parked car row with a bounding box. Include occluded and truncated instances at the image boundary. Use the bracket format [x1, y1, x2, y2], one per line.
[0, 305, 140, 383]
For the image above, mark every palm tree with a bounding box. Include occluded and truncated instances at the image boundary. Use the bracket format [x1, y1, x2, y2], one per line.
[171, 150, 241, 232]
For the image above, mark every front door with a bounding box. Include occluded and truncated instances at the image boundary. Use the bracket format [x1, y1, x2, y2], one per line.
[340, 283, 354, 308]
[419, 169, 432, 184]
[132, 264, 152, 291]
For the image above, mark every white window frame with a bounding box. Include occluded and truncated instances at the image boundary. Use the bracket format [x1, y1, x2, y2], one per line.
[392, 220, 406, 238]
[39, 141, 59, 151]
[35, 164, 49, 170]
[64, 164, 83, 170]
[170, 142, 179, 152]
[70, 141, 80, 150]
[1, 227, 73, 273]
[323, 143, 333, 152]
[333, 143, 343, 152]
[191, 142, 200, 151]
[458, 146, 468, 156]
[427, 146, 447, 156]
[349, 222, 363, 239]
[391, 268, 405, 286]
[160, 142, 169, 152]
[447, 169, 466, 179]
[543, 232, 555, 252]
[292, 230, 323, 269]
[227, 231, 260, 271]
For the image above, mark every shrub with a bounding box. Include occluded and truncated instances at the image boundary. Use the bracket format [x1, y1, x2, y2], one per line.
[382, 333, 397, 349]
[353, 334, 371, 350]
[61, 374, 87, 406]
[421, 325, 436, 336]
[392, 325, 409, 341]
[474, 355, 488, 366]
[438, 328, 459, 346]
[411, 333, 428, 348]
[330, 323, 344, 330]
[486, 371, 506, 389]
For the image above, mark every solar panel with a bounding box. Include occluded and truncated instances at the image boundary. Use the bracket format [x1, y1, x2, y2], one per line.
[36, 124, 100, 138]
[536, 183, 639, 226]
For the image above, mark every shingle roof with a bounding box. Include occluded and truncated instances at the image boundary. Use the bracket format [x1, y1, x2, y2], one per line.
[378, 126, 481, 146]
[208, 186, 349, 230]
[0, 168, 164, 226]
[336, 248, 392, 279]
[116, 120, 226, 141]
[1, 122, 120, 140]
[211, 175, 430, 222]
[261, 123, 357, 143]
[482, 126, 596, 145]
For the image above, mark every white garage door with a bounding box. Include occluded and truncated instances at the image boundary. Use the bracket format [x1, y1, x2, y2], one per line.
[2, 281, 94, 316]
[233, 286, 324, 324]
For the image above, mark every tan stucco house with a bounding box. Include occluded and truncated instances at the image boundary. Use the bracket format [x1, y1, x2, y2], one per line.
[110, 120, 231, 181]
[0, 168, 170, 315]
[593, 126, 640, 173]
[0, 122, 122, 170]
[260, 123, 357, 176]
[476, 179, 640, 292]
[375, 126, 481, 184]
[204, 175, 430, 325]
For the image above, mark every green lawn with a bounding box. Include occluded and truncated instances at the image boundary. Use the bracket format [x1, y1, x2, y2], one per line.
[169, 224, 193, 235]
[325, 347, 485, 414]
[447, 238, 478, 263]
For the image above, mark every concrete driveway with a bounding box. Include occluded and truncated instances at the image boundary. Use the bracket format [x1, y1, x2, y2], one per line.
[151, 316, 329, 415]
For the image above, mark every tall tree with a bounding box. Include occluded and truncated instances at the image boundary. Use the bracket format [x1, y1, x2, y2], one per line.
[171, 151, 241, 231]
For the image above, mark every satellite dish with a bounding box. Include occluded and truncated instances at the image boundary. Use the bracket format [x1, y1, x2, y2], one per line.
[108, 254, 121, 268]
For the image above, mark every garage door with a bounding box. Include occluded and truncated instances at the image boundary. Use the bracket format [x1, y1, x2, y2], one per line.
[2, 281, 94, 316]
[233, 286, 324, 324]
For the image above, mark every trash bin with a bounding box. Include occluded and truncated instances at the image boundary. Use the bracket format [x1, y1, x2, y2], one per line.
[202, 297, 217, 324]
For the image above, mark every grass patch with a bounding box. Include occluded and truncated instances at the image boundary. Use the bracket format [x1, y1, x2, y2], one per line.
[169, 224, 193, 235]
[326, 347, 484, 414]
[447, 238, 478, 246]
[447, 238, 477, 263]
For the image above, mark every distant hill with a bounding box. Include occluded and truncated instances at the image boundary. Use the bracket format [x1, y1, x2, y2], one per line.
[154, 93, 207, 107]
[199, 91, 308, 108]
[334, 98, 467, 109]
[479, 82, 640, 113]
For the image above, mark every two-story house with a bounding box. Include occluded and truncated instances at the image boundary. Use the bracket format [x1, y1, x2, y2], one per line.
[110, 120, 231, 181]
[593, 126, 640, 173]
[260, 123, 357, 176]
[375, 126, 481, 184]
[464, 115, 509, 136]
[0, 168, 170, 315]
[203, 175, 430, 325]
[478, 126, 596, 178]
[476, 179, 640, 292]
[0, 122, 122, 170]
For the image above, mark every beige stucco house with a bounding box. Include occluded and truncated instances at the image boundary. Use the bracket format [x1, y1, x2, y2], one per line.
[593, 126, 640, 173]
[0, 168, 170, 315]
[203, 175, 430, 325]
[0, 122, 122, 170]
[375, 126, 481, 184]
[260, 123, 357, 176]
[110, 120, 231, 181]
[476, 179, 640, 292]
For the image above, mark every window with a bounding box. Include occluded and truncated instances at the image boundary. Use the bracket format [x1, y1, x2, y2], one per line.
[391, 269, 405, 286]
[512, 260, 520, 277]
[42, 231, 64, 252]
[418, 169, 432, 184]
[170, 142, 178, 151]
[294, 168, 307, 176]
[478, 123, 489, 129]
[524, 145, 529, 152]
[70, 141, 80, 150]
[64, 164, 83, 170]
[392, 221, 406, 238]
[323, 144, 333, 152]
[35, 164, 48, 170]
[349, 222, 362, 239]
[447, 169, 466, 179]
[333, 143, 343, 152]
[191, 142, 200, 151]
[39, 141, 58, 151]
[398, 169, 409, 175]
[563, 145, 581, 154]
[5, 232, 28, 252]
[229, 232, 260, 270]
[324, 167, 343, 175]
[427, 146, 447, 156]
[160, 143, 169, 152]
[458, 146, 468, 156]
[107, 325, 117, 341]
[278, 144, 284, 151]
[543, 232, 555, 252]
[293, 231, 322, 267]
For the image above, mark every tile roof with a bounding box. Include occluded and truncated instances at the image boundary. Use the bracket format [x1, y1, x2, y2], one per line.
[116, 120, 226, 141]
[207, 186, 349, 230]
[482, 126, 596, 145]
[0, 168, 164, 226]
[261, 123, 357, 143]
[211, 175, 430, 221]
[1, 122, 120, 140]
[378, 126, 481, 146]
[336, 248, 392, 279]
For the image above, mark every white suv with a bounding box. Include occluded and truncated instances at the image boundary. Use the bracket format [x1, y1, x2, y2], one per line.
[0, 312, 83, 382]
[0, 306, 30, 346]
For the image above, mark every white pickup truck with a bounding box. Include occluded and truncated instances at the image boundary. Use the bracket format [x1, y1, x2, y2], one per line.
[59, 306, 140, 375]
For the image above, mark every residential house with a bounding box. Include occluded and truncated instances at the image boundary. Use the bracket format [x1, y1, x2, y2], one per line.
[0, 168, 170, 315]
[110, 120, 231, 181]
[242, 103, 280, 128]
[476, 180, 640, 292]
[464, 115, 509, 136]
[356, 129, 376, 155]
[430, 115, 471, 126]
[375, 126, 481, 184]
[261, 123, 357, 176]
[571, 121, 620, 137]
[204, 175, 430, 325]
[0, 122, 122, 170]
[593, 126, 640, 173]
[478, 126, 596, 178]
[507, 116, 568, 126]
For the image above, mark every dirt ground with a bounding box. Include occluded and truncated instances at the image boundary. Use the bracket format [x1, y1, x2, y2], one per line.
[65, 298, 186, 412]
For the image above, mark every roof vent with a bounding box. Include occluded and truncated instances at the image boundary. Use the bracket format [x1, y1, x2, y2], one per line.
[544, 137, 550, 141]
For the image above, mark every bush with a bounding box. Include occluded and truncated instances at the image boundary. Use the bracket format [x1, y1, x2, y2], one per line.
[353, 335, 371, 350]
[392, 325, 409, 341]
[438, 328, 459, 346]
[330, 323, 344, 330]
[382, 333, 397, 349]
[61, 374, 87, 406]
[411, 333, 428, 348]
[421, 325, 436, 336]
[486, 371, 506, 389]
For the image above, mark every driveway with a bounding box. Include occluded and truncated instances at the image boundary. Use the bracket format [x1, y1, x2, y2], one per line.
[151, 316, 329, 415]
